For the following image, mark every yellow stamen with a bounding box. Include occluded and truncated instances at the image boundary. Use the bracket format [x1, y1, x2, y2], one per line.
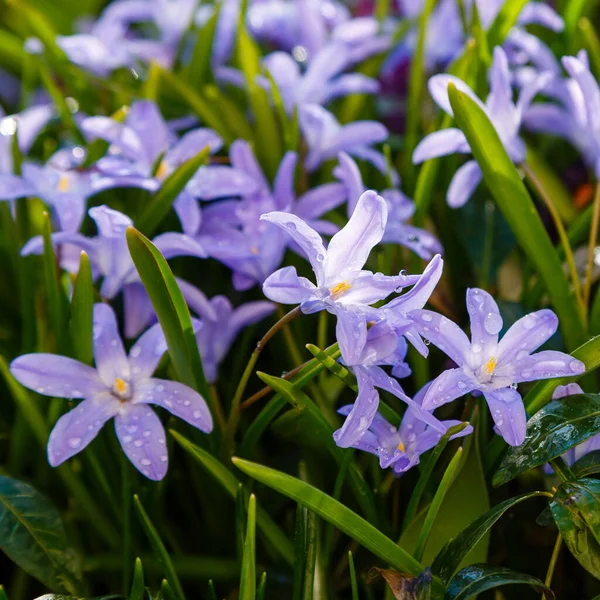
[484, 357, 497, 375]
[155, 160, 169, 180]
[114, 377, 127, 395]
[57, 174, 70, 192]
[250, 246, 260, 255]
[397, 442, 405, 453]
[330, 281, 352, 298]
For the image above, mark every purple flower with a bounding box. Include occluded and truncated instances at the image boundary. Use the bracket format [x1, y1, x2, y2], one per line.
[412, 47, 550, 208]
[335, 152, 442, 259]
[262, 190, 418, 315]
[525, 51, 600, 178]
[10, 303, 213, 480]
[177, 279, 275, 383]
[300, 104, 396, 180]
[21, 205, 207, 335]
[549, 384, 600, 467]
[338, 381, 472, 474]
[409, 288, 586, 446]
[82, 101, 255, 236]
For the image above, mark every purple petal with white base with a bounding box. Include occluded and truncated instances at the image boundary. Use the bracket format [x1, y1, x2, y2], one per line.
[483, 387, 527, 447]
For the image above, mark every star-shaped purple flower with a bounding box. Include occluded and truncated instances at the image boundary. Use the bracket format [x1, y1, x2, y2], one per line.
[10, 303, 213, 480]
[409, 288, 586, 446]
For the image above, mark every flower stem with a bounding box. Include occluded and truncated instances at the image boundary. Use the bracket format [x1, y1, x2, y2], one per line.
[523, 161, 586, 322]
[548, 456, 575, 483]
[584, 182, 600, 308]
[544, 534, 562, 591]
[224, 306, 302, 453]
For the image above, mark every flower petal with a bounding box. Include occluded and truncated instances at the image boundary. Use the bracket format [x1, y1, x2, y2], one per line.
[420, 368, 476, 410]
[496, 309, 558, 366]
[173, 190, 202, 236]
[0, 173, 36, 200]
[272, 151, 298, 211]
[230, 301, 276, 335]
[336, 270, 416, 306]
[127, 322, 167, 380]
[123, 283, 156, 339]
[260, 212, 327, 283]
[229, 139, 269, 192]
[335, 306, 368, 366]
[10, 354, 106, 398]
[330, 121, 389, 153]
[115, 404, 168, 480]
[483, 387, 526, 446]
[447, 160, 483, 208]
[412, 128, 470, 164]
[134, 378, 213, 433]
[334, 152, 365, 215]
[186, 165, 258, 200]
[48, 393, 119, 466]
[295, 182, 347, 221]
[166, 128, 222, 166]
[320, 73, 379, 106]
[428, 74, 487, 117]
[326, 190, 386, 281]
[498, 350, 585, 384]
[93, 303, 130, 387]
[262, 266, 318, 305]
[466, 288, 502, 355]
[152, 232, 207, 259]
[409, 309, 471, 366]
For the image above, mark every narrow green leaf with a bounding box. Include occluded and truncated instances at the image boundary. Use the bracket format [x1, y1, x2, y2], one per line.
[183, 2, 220, 88]
[207, 581, 218, 600]
[239, 494, 257, 600]
[0, 475, 82, 595]
[69, 251, 94, 365]
[572, 450, 600, 479]
[432, 492, 550, 584]
[305, 343, 358, 390]
[170, 430, 294, 565]
[238, 396, 287, 457]
[126, 228, 210, 401]
[564, 0, 596, 46]
[486, 0, 529, 48]
[133, 495, 185, 600]
[446, 564, 554, 599]
[136, 146, 211, 236]
[0, 585, 7, 600]
[236, 484, 246, 560]
[231, 458, 433, 583]
[160, 579, 177, 600]
[0, 29, 25, 72]
[348, 551, 359, 600]
[448, 84, 586, 350]
[256, 573, 267, 600]
[580, 17, 600, 80]
[550, 478, 600, 579]
[257, 373, 379, 526]
[413, 447, 463, 562]
[494, 394, 600, 487]
[130, 558, 144, 600]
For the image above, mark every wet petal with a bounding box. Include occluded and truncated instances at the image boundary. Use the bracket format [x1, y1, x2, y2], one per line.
[447, 160, 482, 208]
[272, 151, 298, 211]
[262, 266, 317, 305]
[48, 393, 119, 466]
[335, 306, 367, 366]
[115, 404, 168, 480]
[428, 74, 487, 117]
[466, 288, 502, 355]
[552, 383, 584, 399]
[93, 303, 130, 387]
[134, 378, 213, 433]
[0, 173, 36, 200]
[337, 270, 416, 306]
[334, 152, 364, 215]
[295, 182, 347, 220]
[498, 350, 585, 384]
[420, 368, 476, 410]
[412, 128, 470, 164]
[152, 232, 207, 259]
[10, 354, 106, 398]
[127, 322, 167, 380]
[483, 387, 526, 446]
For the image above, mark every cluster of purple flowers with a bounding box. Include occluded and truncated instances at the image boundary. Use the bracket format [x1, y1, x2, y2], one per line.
[5, 0, 595, 482]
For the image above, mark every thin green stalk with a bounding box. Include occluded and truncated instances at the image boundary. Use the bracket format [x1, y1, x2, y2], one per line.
[544, 534, 562, 591]
[122, 455, 132, 594]
[225, 306, 302, 452]
[413, 447, 463, 562]
[523, 161, 586, 321]
[548, 457, 575, 483]
[276, 305, 304, 366]
[583, 182, 600, 308]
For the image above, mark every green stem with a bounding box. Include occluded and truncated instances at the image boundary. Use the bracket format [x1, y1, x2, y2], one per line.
[121, 456, 132, 594]
[583, 182, 600, 309]
[544, 534, 562, 591]
[548, 457, 575, 483]
[225, 306, 301, 451]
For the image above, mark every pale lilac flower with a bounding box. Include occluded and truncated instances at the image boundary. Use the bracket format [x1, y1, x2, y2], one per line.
[21, 205, 207, 334]
[334, 152, 442, 259]
[10, 303, 212, 480]
[525, 51, 600, 178]
[178, 279, 275, 383]
[82, 101, 254, 235]
[300, 104, 396, 180]
[549, 384, 600, 467]
[413, 47, 550, 208]
[261, 190, 418, 315]
[338, 381, 472, 474]
[410, 288, 586, 446]
[218, 44, 379, 115]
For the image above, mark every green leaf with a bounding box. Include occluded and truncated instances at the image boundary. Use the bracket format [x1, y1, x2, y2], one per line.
[292, 505, 317, 600]
[69, 251, 94, 365]
[432, 492, 550, 584]
[580, 17, 600, 80]
[550, 478, 600, 579]
[446, 564, 554, 599]
[0, 586, 6, 600]
[0, 475, 82, 595]
[493, 393, 600, 487]
[126, 228, 210, 401]
[170, 430, 294, 565]
[486, 0, 528, 47]
[130, 557, 144, 600]
[239, 494, 257, 600]
[572, 450, 600, 479]
[238, 396, 287, 457]
[160, 579, 177, 600]
[256, 572, 267, 600]
[348, 551, 359, 600]
[231, 458, 434, 585]
[257, 373, 379, 526]
[133, 495, 185, 600]
[183, 2, 220, 88]
[448, 84, 586, 350]
[136, 147, 211, 236]
[413, 447, 463, 562]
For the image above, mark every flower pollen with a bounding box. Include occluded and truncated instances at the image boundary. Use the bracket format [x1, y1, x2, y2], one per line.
[397, 441, 406, 453]
[330, 281, 352, 298]
[484, 357, 497, 375]
[155, 160, 169, 180]
[113, 377, 130, 399]
[57, 174, 70, 192]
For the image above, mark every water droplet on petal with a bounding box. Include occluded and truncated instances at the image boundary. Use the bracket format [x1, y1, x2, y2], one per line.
[69, 437, 82, 448]
[570, 360, 583, 372]
[140, 458, 151, 466]
[130, 346, 141, 358]
[316, 253, 325, 262]
[522, 314, 536, 330]
[123, 435, 132, 443]
[286, 222, 297, 231]
[134, 440, 143, 447]
[472, 343, 482, 354]
[359, 417, 368, 430]
[422, 314, 433, 322]
[484, 312, 502, 335]
[193, 410, 202, 419]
